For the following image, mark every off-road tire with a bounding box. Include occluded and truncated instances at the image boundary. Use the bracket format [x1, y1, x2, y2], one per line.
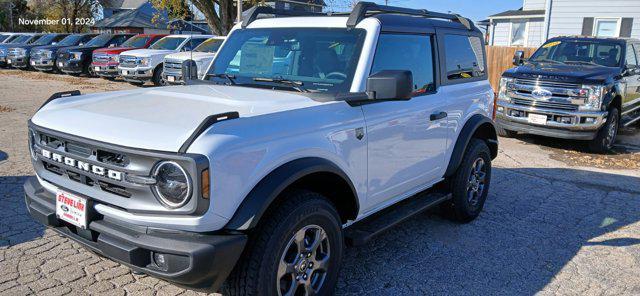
[588, 107, 619, 153]
[224, 190, 343, 296]
[443, 138, 492, 223]
[152, 64, 166, 86]
[496, 125, 517, 138]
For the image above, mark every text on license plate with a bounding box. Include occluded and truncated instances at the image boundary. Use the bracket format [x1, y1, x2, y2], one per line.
[528, 113, 548, 125]
[94, 66, 100, 71]
[56, 190, 88, 229]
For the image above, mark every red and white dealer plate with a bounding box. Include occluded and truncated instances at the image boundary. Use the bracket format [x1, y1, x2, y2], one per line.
[56, 190, 88, 229]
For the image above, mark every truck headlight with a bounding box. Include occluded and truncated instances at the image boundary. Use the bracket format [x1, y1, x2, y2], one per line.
[152, 161, 191, 208]
[109, 54, 119, 62]
[498, 77, 513, 102]
[138, 57, 149, 66]
[580, 85, 604, 111]
[70, 52, 82, 60]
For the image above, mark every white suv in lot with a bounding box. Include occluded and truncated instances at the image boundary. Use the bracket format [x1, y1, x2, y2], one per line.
[163, 36, 226, 84]
[118, 34, 214, 86]
[24, 3, 498, 295]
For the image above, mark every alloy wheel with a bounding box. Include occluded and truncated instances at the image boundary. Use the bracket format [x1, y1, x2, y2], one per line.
[277, 225, 330, 296]
[467, 157, 486, 206]
[605, 112, 618, 149]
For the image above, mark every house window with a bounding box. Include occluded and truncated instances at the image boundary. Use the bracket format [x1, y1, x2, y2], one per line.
[510, 21, 527, 46]
[594, 18, 620, 37]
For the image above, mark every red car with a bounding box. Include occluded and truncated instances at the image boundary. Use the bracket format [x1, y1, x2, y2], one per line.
[91, 34, 166, 79]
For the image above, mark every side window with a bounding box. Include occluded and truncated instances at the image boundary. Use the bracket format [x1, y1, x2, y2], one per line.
[444, 34, 486, 80]
[370, 34, 435, 95]
[628, 44, 639, 66]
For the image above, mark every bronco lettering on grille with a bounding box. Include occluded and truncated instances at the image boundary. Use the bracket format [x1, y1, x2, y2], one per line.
[41, 149, 123, 181]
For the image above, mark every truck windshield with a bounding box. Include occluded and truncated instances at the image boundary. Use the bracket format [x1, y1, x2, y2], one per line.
[84, 34, 112, 47]
[194, 38, 224, 53]
[149, 37, 186, 50]
[529, 39, 623, 67]
[33, 34, 59, 45]
[206, 28, 366, 93]
[12, 35, 32, 44]
[58, 35, 84, 46]
[121, 35, 150, 48]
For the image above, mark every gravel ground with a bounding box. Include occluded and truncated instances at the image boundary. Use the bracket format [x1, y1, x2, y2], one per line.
[1, 68, 640, 295]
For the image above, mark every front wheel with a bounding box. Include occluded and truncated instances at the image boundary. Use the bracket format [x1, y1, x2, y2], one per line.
[224, 191, 343, 296]
[589, 107, 619, 153]
[443, 138, 492, 223]
[152, 65, 166, 86]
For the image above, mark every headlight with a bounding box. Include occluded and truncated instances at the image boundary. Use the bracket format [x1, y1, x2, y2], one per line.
[70, 52, 82, 60]
[43, 50, 52, 58]
[580, 85, 604, 111]
[138, 57, 149, 66]
[498, 77, 513, 102]
[152, 161, 191, 208]
[109, 54, 119, 62]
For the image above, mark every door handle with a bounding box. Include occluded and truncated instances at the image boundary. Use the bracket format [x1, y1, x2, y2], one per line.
[430, 111, 448, 121]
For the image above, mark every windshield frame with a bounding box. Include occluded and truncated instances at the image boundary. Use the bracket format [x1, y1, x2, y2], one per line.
[529, 38, 625, 68]
[205, 27, 367, 95]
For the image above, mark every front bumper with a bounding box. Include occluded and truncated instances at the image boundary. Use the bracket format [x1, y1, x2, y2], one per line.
[58, 59, 84, 74]
[119, 66, 153, 82]
[92, 63, 120, 77]
[7, 55, 29, 68]
[24, 176, 247, 291]
[163, 71, 184, 84]
[32, 58, 56, 71]
[496, 101, 608, 140]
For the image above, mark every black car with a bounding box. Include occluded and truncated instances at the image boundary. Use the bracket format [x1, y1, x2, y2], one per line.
[496, 36, 640, 152]
[6, 33, 69, 69]
[0, 34, 44, 67]
[57, 33, 134, 76]
[31, 33, 98, 72]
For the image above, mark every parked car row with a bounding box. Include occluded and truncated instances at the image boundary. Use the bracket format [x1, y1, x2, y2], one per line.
[0, 32, 226, 86]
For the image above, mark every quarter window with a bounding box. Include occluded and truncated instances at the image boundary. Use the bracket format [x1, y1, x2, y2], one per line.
[444, 34, 486, 80]
[370, 34, 435, 95]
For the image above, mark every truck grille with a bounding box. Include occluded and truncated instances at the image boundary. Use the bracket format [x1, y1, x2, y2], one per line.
[508, 78, 585, 111]
[93, 53, 111, 63]
[119, 55, 137, 68]
[163, 59, 183, 75]
[32, 49, 52, 59]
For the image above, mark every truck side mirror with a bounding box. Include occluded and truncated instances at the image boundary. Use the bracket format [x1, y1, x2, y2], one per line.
[366, 70, 413, 100]
[624, 65, 640, 76]
[513, 50, 525, 66]
[182, 60, 198, 82]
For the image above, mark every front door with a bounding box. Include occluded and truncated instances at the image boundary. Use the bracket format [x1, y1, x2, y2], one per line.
[623, 43, 640, 120]
[361, 33, 449, 211]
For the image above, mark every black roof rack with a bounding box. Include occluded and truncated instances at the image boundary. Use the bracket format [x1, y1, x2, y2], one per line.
[347, 2, 473, 30]
[242, 6, 327, 28]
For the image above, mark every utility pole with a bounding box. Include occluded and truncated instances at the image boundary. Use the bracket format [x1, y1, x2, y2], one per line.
[237, 0, 242, 23]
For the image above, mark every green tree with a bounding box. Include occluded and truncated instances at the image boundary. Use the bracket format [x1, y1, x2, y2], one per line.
[0, 0, 31, 31]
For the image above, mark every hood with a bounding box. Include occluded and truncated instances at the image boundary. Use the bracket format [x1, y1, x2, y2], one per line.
[58, 45, 100, 53]
[120, 48, 176, 58]
[32, 44, 73, 52]
[504, 62, 621, 84]
[94, 46, 140, 55]
[31, 85, 327, 152]
[165, 51, 216, 61]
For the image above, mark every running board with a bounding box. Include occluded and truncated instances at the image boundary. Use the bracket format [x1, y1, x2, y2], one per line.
[344, 191, 451, 246]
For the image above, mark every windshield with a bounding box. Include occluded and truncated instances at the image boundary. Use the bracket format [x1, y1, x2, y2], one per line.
[34, 34, 59, 45]
[207, 28, 366, 93]
[12, 35, 32, 44]
[529, 39, 623, 67]
[149, 37, 186, 50]
[121, 35, 150, 48]
[58, 35, 83, 46]
[0, 35, 7, 42]
[4, 35, 19, 43]
[195, 38, 224, 53]
[84, 34, 111, 47]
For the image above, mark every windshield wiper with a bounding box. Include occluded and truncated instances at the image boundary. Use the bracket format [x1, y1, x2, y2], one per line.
[531, 58, 564, 64]
[253, 77, 308, 93]
[564, 61, 601, 66]
[205, 73, 236, 85]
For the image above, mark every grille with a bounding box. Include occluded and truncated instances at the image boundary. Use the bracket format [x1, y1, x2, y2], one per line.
[163, 59, 183, 75]
[119, 55, 137, 68]
[32, 49, 52, 60]
[509, 78, 585, 111]
[93, 53, 115, 63]
[512, 98, 579, 111]
[58, 52, 70, 61]
[514, 79, 581, 89]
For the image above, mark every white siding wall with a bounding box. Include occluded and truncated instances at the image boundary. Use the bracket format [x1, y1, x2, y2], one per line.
[490, 18, 545, 47]
[492, 20, 512, 46]
[548, 0, 640, 39]
[527, 18, 545, 47]
[523, 0, 547, 10]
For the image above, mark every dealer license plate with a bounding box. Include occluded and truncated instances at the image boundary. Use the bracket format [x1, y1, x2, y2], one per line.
[94, 66, 100, 72]
[56, 190, 88, 229]
[31, 61, 35, 66]
[167, 76, 175, 82]
[122, 70, 129, 75]
[528, 113, 548, 125]
[7, 59, 11, 64]
[58, 62, 63, 67]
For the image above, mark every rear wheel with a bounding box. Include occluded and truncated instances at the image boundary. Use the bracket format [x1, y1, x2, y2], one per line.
[225, 191, 343, 296]
[588, 107, 619, 153]
[443, 139, 492, 223]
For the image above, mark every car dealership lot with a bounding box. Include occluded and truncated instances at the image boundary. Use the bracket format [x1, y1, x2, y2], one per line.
[1, 69, 639, 295]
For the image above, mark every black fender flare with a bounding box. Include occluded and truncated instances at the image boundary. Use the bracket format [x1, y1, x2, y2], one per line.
[224, 157, 358, 231]
[445, 114, 498, 177]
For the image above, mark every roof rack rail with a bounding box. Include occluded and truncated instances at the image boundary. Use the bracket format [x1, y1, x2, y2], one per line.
[242, 6, 327, 28]
[346, 1, 474, 30]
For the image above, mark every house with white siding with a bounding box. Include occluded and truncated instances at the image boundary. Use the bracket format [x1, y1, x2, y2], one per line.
[487, 0, 640, 47]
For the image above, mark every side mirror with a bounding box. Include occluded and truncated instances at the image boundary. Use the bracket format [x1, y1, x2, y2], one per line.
[108, 44, 116, 48]
[513, 50, 525, 66]
[366, 70, 414, 100]
[624, 65, 640, 76]
[181, 60, 198, 82]
[51, 42, 57, 45]
[78, 43, 84, 46]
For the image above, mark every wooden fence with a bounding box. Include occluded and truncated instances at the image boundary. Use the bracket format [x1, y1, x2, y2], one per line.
[485, 46, 537, 92]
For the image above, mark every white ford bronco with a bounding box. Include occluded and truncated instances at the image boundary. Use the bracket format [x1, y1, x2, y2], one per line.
[24, 3, 498, 295]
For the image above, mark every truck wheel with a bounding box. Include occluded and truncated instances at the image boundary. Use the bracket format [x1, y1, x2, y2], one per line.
[496, 125, 517, 138]
[152, 65, 166, 86]
[588, 107, 619, 153]
[225, 190, 343, 296]
[443, 138, 492, 223]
